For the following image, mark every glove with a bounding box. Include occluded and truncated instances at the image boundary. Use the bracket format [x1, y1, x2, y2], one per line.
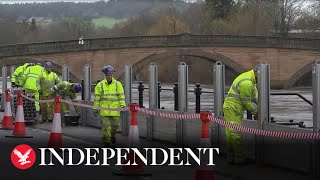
[93, 109, 99, 116]
[51, 86, 57, 92]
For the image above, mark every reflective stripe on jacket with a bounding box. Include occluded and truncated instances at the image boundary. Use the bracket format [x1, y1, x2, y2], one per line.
[94, 78, 125, 117]
[38, 69, 60, 96]
[224, 69, 258, 114]
[22, 65, 43, 91]
[11, 63, 29, 86]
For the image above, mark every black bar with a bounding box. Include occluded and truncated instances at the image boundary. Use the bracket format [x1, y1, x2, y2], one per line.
[173, 82, 178, 111]
[247, 110, 253, 120]
[158, 82, 161, 109]
[270, 92, 313, 106]
[81, 80, 84, 100]
[138, 81, 144, 108]
[194, 83, 202, 113]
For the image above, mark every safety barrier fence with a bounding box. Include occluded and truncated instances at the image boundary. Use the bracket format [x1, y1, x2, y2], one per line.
[18, 91, 320, 140]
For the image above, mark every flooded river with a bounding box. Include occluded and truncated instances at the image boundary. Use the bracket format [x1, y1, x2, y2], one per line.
[131, 83, 314, 128]
[1, 81, 315, 128]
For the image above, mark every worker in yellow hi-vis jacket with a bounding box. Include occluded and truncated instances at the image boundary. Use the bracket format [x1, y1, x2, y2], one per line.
[93, 65, 126, 147]
[223, 65, 259, 165]
[11, 63, 34, 87]
[21, 63, 43, 112]
[37, 61, 60, 122]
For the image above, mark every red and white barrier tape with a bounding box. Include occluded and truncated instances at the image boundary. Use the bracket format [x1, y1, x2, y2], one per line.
[21, 94, 54, 103]
[137, 107, 200, 119]
[137, 107, 320, 140]
[208, 116, 320, 139]
[60, 99, 129, 111]
[18, 94, 320, 139]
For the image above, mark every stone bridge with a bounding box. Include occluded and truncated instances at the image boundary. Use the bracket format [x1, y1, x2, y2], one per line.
[1, 33, 320, 88]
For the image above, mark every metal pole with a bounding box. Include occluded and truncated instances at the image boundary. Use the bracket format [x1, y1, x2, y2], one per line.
[149, 63, 158, 109]
[1, 66, 8, 111]
[84, 64, 92, 102]
[194, 83, 202, 113]
[148, 62, 158, 141]
[258, 62, 270, 126]
[213, 61, 225, 147]
[313, 59, 320, 133]
[124, 65, 132, 106]
[178, 62, 188, 113]
[81, 80, 84, 100]
[83, 64, 92, 126]
[122, 65, 132, 135]
[9, 65, 15, 91]
[257, 62, 270, 165]
[62, 64, 69, 82]
[158, 82, 161, 109]
[214, 61, 225, 118]
[173, 82, 178, 111]
[138, 81, 144, 108]
[10, 65, 15, 84]
[177, 62, 188, 146]
[312, 59, 320, 180]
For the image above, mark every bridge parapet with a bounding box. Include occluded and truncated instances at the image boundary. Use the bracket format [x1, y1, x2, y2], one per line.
[1, 33, 320, 57]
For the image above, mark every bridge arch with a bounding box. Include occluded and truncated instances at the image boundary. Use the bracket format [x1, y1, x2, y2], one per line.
[0, 58, 79, 82]
[284, 60, 319, 88]
[118, 49, 245, 83]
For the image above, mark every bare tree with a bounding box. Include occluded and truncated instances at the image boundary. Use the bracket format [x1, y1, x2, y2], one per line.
[266, 0, 305, 36]
[182, 2, 213, 34]
[157, 1, 185, 34]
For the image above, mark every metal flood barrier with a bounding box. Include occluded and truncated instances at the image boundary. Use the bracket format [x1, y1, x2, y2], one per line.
[121, 65, 132, 136]
[70, 60, 319, 176]
[213, 61, 225, 152]
[1, 66, 8, 110]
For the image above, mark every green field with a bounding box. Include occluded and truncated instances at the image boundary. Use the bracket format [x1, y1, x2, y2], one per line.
[92, 17, 124, 28]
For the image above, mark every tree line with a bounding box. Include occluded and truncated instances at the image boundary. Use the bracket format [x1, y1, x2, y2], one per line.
[0, 0, 320, 45]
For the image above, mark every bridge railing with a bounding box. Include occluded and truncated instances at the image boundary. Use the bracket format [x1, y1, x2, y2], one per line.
[1, 34, 320, 56]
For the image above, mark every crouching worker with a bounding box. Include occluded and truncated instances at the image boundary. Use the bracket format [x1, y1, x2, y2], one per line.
[50, 81, 82, 126]
[93, 65, 126, 147]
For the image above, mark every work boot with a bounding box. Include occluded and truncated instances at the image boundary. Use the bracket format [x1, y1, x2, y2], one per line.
[111, 137, 116, 144]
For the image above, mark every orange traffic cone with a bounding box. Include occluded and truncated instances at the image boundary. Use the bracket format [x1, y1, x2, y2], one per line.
[195, 111, 215, 180]
[1, 89, 14, 130]
[48, 96, 63, 149]
[5, 91, 33, 138]
[112, 103, 151, 177]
